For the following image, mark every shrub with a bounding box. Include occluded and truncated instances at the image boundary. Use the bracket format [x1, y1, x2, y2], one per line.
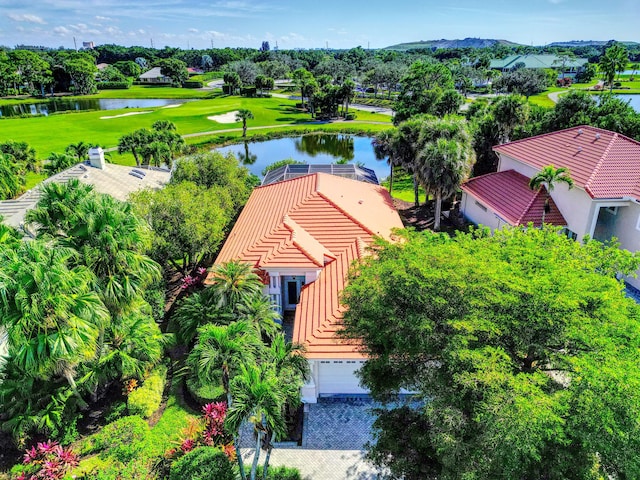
[182, 80, 203, 88]
[12, 441, 79, 480]
[169, 447, 234, 480]
[104, 401, 128, 424]
[97, 81, 131, 90]
[82, 458, 151, 480]
[267, 465, 303, 480]
[127, 365, 168, 418]
[241, 86, 257, 97]
[92, 416, 150, 462]
[344, 113, 357, 120]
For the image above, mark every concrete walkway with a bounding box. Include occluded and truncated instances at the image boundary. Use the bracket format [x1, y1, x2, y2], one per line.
[240, 448, 383, 480]
[548, 89, 568, 104]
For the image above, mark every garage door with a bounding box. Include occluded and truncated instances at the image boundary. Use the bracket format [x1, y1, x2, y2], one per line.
[317, 360, 368, 396]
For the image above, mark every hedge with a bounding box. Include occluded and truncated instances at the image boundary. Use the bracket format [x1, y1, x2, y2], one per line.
[90, 415, 150, 462]
[267, 465, 303, 480]
[169, 447, 235, 480]
[97, 81, 131, 90]
[127, 365, 168, 418]
[182, 80, 204, 88]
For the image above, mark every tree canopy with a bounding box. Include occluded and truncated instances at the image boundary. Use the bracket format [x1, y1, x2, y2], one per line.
[341, 226, 640, 480]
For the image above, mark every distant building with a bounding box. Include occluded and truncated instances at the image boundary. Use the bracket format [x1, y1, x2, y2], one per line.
[82, 41, 95, 49]
[490, 54, 588, 76]
[139, 67, 171, 84]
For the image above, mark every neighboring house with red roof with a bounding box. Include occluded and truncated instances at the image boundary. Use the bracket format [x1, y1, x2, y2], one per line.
[213, 172, 404, 401]
[461, 125, 640, 288]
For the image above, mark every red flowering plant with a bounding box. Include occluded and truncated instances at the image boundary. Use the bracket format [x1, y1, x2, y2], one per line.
[180, 267, 208, 292]
[16, 441, 78, 480]
[165, 402, 235, 461]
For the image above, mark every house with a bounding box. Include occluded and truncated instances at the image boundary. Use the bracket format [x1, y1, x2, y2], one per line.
[461, 125, 640, 289]
[490, 54, 588, 76]
[213, 172, 404, 402]
[139, 67, 171, 84]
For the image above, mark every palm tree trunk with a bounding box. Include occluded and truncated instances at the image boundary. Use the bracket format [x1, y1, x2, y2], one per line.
[413, 175, 419, 207]
[261, 431, 275, 480]
[63, 369, 88, 409]
[250, 429, 262, 480]
[132, 150, 141, 167]
[434, 193, 442, 231]
[389, 163, 394, 195]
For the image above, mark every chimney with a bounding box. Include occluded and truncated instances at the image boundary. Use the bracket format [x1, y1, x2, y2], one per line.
[88, 147, 106, 169]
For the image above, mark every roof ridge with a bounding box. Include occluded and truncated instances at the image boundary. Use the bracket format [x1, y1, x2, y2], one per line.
[493, 125, 603, 151]
[584, 132, 618, 196]
[518, 186, 545, 225]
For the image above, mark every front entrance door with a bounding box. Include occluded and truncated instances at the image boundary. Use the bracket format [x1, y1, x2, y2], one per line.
[283, 276, 305, 311]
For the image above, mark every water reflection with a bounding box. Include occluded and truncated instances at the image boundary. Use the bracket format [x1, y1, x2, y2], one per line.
[0, 98, 188, 117]
[238, 142, 257, 165]
[294, 134, 354, 161]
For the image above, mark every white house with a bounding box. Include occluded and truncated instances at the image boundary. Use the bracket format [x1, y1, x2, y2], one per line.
[212, 172, 404, 402]
[461, 125, 640, 289]
[139, 67, 171, 84]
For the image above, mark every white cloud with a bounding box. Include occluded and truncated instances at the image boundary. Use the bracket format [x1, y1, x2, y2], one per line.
[188, 28, 199, 33]
[95, 15, 112, 21]
[53, 26, 71, 35]
[7, 13, 46, 24]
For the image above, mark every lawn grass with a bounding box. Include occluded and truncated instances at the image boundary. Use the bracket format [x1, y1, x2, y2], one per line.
[382, 170, 427, 203]
[0, 96, 392, 159]
[25, 171, 47, 190]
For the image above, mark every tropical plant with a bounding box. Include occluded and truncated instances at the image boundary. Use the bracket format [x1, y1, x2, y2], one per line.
[372, 129, 399, 195]
[236, 109, 255, 137]
[227, 363, 287, 480]
[208, 260, 264, 311]
[65, 141, 90, 162]
[18, 440, 79, 480]
[416, 116, 475, 230]
[44, 152, 77, 175]
[528, 165, 574, 225]
[599, 44, 628, 91]
[152, 120, 177, 131]
[0, 140, 40, 173]
[0, 240, 109, 408]
[117, 129, 151, 167]
[0, 152, 25, 200]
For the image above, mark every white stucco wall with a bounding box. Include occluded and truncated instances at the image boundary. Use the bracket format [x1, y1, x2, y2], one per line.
[461, 191, 509, 231]
[498, 154, 598, 240]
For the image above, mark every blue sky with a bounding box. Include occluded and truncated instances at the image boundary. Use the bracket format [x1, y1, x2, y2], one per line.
[0, 0, 638, 50]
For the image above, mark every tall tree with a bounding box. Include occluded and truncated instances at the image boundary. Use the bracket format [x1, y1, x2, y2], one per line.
[158, 58, 188, 86]
[528, 165, 574, 225]
[341, 227, 640, 480]
[235, 109, 254, 137]
[599, 44, 628, 92]
[117, 129, 151, 167]
[372, 129, 400, 195]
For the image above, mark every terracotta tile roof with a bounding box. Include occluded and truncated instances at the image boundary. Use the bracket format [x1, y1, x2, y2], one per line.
[462, 170, 567, 227]
[494, 126, 640, 200]
[213, 173, 404, 358]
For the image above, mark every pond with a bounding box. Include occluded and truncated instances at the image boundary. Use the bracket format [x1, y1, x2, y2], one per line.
[215, 134, 389, 182]
[614, 94, 640, 112]
[0, 98, 190, 117]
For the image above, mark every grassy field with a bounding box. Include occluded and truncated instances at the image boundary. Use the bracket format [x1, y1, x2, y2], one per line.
[0, 95, 392, 159]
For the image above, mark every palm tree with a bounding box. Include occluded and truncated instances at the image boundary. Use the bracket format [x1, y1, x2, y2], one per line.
[236, 109, 254, 137]
[152, 120, 177, 131]
[491, 94, 529, 144]
[528, 165, 574, 226]
[227, 363, 287, 480]
[395, 117, 427, 206]
[44, 152, 76, 175]
[0, 240, 109, 407]
[417, 116, 475, 230]
[237, 294, 281, 340]
[340, 79, 356, 117]
[259, 335, 309, 480]
[65, 141, 90, 162]
[117, 129, 150, 167]
[0, 152, 25, 200]
[25, 179, 94, 237]
[188, 322, 258, 480]
[599, 44, 628, 91]
[372, 129, 399, 195]
[208, 260, 264, 311]
[141, 140, 171, 167]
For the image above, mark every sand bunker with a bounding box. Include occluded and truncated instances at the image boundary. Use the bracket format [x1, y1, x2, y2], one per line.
[207, 110, 239, 123]
[162, 103, 183, 109]
[100, 111, 152, 119]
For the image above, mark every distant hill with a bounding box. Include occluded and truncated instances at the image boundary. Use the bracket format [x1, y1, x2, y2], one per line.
[548, 40, 639, 47]
[385, 38, 522, 51]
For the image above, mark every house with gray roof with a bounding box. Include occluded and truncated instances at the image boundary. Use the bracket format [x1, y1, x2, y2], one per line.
[490, 54, 588, 76]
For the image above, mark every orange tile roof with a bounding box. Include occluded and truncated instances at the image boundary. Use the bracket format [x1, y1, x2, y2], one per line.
[494, 126, 640, 200]
[213, 173, 404, 358]
[462, 170, 567, 228]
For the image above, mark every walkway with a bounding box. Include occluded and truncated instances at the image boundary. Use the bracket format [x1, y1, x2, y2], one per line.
[548, 89, 568, 104]
[239, 398, 385, 479]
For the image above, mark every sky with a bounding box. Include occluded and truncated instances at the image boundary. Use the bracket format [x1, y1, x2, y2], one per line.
[0, 0, 638, 50]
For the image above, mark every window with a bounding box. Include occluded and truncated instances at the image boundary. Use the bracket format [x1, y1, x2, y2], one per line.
[636, 214, 640, 231]
[605, 206, 619, 215]
[475, 200, 488, 212]
[562, 228, 578, 241]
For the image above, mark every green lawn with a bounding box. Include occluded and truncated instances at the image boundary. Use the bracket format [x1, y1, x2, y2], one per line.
[0, 96, 392, 159]
[382, 170, 427, 203]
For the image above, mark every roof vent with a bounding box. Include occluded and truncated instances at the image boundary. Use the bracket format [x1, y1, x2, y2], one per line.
[578, 128, 584, 135]
[595, 133, 601, 140]
[358, 200, 364, 204]
[577, 147, 583, 153]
